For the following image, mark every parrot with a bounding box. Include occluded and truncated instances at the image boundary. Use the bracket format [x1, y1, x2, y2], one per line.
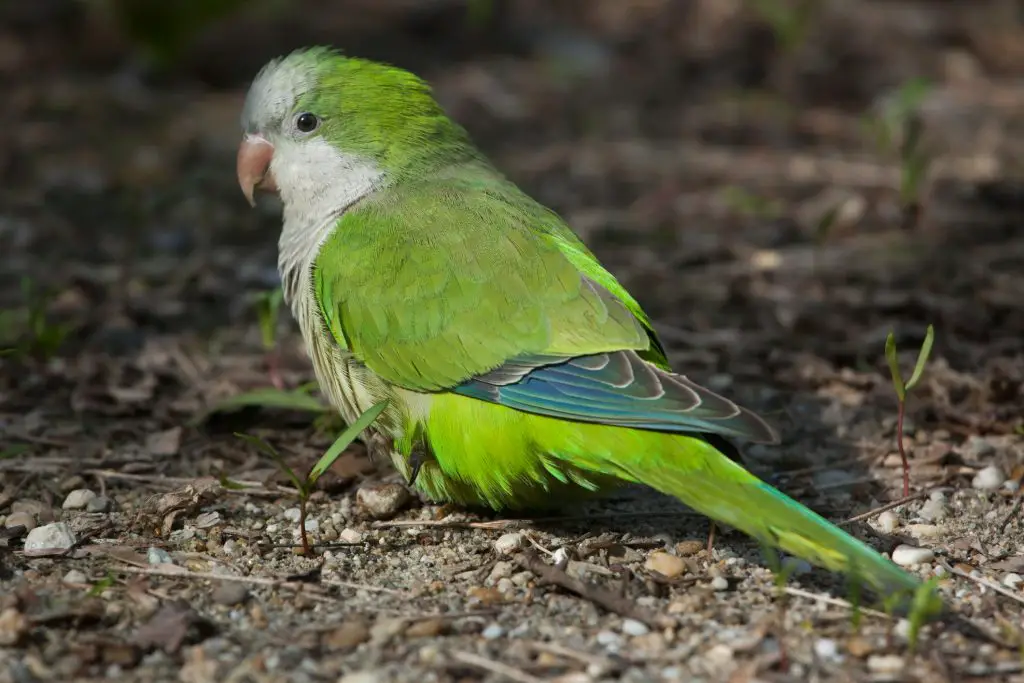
[235, 46, 922, 600]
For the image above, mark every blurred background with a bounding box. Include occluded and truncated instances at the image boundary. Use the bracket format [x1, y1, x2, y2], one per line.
[1, 0, 1023, 465]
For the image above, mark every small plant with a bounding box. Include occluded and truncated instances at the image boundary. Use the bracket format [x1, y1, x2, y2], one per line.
[884, 324, 935, 496]
[236, 399, 388, 554]
[863, 78, 934, 229]
[748, 0, 819, 55]
[906, 578, 943, 652]
[252, 287, 285, 389]
[191, 382, 330, 426]
[0, 278, 73, 361]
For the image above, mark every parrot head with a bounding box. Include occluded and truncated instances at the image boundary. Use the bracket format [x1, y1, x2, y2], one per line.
[237, 47, 474, 210]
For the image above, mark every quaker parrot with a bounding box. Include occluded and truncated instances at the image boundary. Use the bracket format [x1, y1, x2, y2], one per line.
[235, 47, 920, 598]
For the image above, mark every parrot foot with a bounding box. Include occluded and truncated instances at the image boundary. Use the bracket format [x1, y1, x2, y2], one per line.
[408, 446, 432, 486]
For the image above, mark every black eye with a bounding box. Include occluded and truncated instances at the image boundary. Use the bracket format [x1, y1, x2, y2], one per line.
[295, 112, 319, 133]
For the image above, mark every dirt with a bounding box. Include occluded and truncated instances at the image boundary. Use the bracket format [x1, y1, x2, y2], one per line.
[2, 1, 1024, 681]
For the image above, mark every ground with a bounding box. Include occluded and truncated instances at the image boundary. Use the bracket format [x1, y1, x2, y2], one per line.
[1, 1, 1024, 681]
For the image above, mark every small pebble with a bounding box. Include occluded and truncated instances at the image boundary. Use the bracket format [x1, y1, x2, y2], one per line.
[972, 465, 1006, 491]
[891, 544, 934, 566]
[876, 510, 899, 533]
[1003, 573, 1022, 589]
[282, 507, 302, 523]
[493, 532, 524, 555]
[195, 511, 221, 528]
[86, 496, 113, 513]
[963, 435, 995, 459]
[894, 619, 912, 641]
[622, 619, 649, 637]
[323, 621, 370, 649]
[339, 528, 363, 543]
[814, 638, 841, 663]
[303, 518, 318, 532]
[644, 551, 686, 578]
[4, 511, 36, 533]
[867, 654, 905, 674]
[356, 483, 411, 520]
[62, 489, 97, 510]
[23, 522, 76, 553]
[338, 672, 385, 683]
[62, 569, 88, 585]
[917, 498, 948, 522]
[147, 547, 174, 565]
[405, 618, 444, 638]
[552, 547, 571, 567]
[595, 630, 621, 648]
[211, 583, 249, 606]
[710, 576, 729, 591]
[487, 561, 514, 585]
[481, 623, 504, 640]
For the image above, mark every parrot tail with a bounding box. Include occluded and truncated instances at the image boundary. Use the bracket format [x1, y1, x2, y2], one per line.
[609, 435, 921, 599]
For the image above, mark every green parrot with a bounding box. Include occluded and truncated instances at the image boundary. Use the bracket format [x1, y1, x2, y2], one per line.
[236, 47, 919, 598]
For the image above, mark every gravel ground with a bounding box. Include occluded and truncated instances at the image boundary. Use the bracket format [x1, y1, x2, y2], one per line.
[2, 1, 1024, 681]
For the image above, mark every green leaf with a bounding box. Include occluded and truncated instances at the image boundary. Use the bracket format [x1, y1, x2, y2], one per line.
[884, 331, 906, 402]
[218, 474, 246, 490]
[905, 325, 934, 392]
[307, 400, 389, 487]
[235, 432, 305, 494]
[195, 388, 329, 424]
[0, 444, 30, 459]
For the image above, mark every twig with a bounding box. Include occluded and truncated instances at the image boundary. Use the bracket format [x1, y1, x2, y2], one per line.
[998, 498, 1023, 534]
[450, 651, 545, 683]
[941, 561, 1024, 607]
[782, 587, 891, 620]
[526, 640, 617, 670]
[515, 550, 672, 630]
[840, 485, 950, 526]
[114, 566, 406, 596]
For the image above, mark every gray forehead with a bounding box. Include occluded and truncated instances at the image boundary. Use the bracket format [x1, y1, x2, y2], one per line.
[241, 54, 320, 133]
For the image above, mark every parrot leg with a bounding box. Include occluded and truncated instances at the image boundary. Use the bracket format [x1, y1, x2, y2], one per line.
[707, 521, 717, 556]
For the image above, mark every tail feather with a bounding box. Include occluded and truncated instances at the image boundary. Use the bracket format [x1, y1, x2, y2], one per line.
[609, 437, 921, 597]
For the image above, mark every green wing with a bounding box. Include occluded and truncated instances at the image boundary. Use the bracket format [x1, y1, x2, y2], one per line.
[313, 163, 775, 442]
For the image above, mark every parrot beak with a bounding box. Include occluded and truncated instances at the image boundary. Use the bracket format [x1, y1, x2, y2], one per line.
[237, 134, 277, 207]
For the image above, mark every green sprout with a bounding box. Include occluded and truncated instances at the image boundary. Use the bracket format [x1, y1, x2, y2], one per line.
[252, 287, 285, 389]
[906, 578, 943, 652]
[0, 278, 74, 361]
[236, 399, 388, 555]
[884, 324, 935, 496]
[863, 78, 933, 229]
[747, 0, 819, 54]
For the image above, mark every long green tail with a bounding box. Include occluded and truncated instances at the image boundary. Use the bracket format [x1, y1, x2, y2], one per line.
[612, 436, 920, 597]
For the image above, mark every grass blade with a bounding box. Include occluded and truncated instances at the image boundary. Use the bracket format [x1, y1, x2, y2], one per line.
[884, 332, 906, 402]
[307, 400, 389, 487]
[904, 324, 934, 391]
[235, 433, 305, 493]
[194, 388, 329, 424]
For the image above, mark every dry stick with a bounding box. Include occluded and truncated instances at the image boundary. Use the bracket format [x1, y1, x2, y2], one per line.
[840, 485, 950, 526]
[998, 497, 1023, 534]
[114, 565, 406, 596]
[940, 561, 1024, 608]
[782, 587, 891, 620]
[515, 550, 672, 630]
[450, 651, 546, 683]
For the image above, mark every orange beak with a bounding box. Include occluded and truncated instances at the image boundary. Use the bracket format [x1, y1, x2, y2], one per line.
[236, 134, 277, 207]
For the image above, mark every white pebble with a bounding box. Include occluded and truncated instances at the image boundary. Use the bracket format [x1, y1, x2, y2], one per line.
[493, 532, 524, 555]
[339, 528, 364, 543]
[710, 576, 729, 591]
[621, 619, 649, 637]
[1003, 573, 1023, 589]
[283, 507, 302, 522]
[552, 547, 570, 566]
[876, 510, 899, 533]
[813, 638, 841, 663]
[917, 498, 948, 522]
[23, 522, 76, 553]
[867, 654, 905, 674]
[303, 518, 318, 532]
[63, 569, 88, 585]
[894, 619, 912, 641]
[481, 623, 504, 640]
[596, 630, 621, 648]
[62, 489, 97, 510]
[972, 465, 1006, 491]
[147, 547, 174, 564]
[891, 544, 934, 566]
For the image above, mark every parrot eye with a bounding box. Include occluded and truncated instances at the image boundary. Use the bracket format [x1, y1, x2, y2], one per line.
[294, 112, 320, 133]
